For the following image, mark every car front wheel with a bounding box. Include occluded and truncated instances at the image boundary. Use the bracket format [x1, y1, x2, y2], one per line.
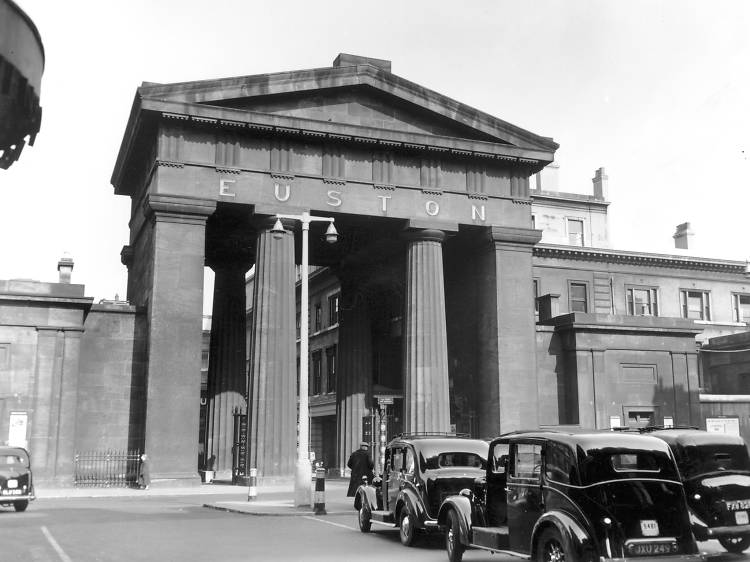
[13, 500, 28, 512]
[399, 508, 417, 546]
[536, 527, 568, 562]
[358, 503, 371, 533]
[445, 509, 465, 562]
[719, 534, 750, 553]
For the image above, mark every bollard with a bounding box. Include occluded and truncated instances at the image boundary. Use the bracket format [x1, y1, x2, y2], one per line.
[313, 467, 326, 515]
[247, 467, 257, 501]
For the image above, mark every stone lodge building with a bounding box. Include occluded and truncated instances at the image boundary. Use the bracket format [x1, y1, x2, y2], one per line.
[2, 54, 750, 487]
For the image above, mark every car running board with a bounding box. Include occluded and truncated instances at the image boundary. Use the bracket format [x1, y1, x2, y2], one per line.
[370, 511, 395, 524]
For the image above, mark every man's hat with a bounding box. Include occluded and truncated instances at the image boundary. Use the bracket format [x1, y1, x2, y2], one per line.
[360, 441, 369, 448]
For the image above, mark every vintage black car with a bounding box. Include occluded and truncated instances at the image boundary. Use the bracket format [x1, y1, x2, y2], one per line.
[0, 446, 35, 512]
[355, 433, 488, 547]
[642, 427, 750, 553]
[437, 430, 702, 562]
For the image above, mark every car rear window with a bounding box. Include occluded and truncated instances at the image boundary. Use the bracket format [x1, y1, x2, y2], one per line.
[578, 447, 678, 485]
[678, 444, 750, 478]
[424, 452, 486, 470]
[438, 453, 485, 469]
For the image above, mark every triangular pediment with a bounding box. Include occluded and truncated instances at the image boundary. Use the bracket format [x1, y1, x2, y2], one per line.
[210, 86, 503, 143]
[136, 57, 558, 152]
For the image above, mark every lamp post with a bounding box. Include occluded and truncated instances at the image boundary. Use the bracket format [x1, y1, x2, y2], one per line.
[271, 212, 338, 507]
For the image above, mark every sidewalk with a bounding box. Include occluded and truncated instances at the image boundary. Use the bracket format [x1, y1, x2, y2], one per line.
[36, 477, 357, 517]
[204, 479, 355, 516]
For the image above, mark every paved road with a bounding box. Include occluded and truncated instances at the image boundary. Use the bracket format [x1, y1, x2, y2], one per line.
[0, 494, 747, 562]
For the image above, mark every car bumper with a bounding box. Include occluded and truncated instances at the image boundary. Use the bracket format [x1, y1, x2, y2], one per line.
[599, 554, 705, 562]
[705, 523, 750, 538]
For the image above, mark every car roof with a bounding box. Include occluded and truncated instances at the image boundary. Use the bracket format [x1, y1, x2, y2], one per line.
[0, 446, 29, 455]
[644, 428, 748, 448]
[388, 436, 488, 455]
[491, 429, 673, 455]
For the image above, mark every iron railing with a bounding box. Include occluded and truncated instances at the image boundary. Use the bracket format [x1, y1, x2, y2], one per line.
[74, 449, 142, 487]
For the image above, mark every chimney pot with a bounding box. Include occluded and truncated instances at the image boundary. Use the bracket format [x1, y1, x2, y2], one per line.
[57, 255, 74, 284]
[592, 167, 608, 200]
[673, 222, 694, 250]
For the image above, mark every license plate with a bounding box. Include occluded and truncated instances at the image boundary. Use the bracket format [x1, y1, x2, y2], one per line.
[0, 489, 22, 495]
[641, 520, 659, 537]
[736, 511, 749, 525]
[629, 542, 676, 556]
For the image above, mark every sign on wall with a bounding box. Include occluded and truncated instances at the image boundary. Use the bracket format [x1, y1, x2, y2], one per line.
[706, 417, 741, 436]
[8, 412, 27, 448]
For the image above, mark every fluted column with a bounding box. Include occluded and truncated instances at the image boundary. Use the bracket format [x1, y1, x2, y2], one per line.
[336, 287, 372, 474]
[403, 229, 450, 433]
[247, 220, 296, 478]
[205, 263, 249, 475]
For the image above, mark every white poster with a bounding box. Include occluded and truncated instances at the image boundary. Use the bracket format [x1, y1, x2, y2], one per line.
[706, 417, 740, 436]
[8, 412, 28, 448]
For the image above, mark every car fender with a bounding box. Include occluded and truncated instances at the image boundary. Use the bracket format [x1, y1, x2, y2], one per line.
[688, 507, 709, 541]
[355, 484, 378, 512]
[396, 487, 428, 524]
[531, 510, 595, 561]
[437, 495, 473, 545]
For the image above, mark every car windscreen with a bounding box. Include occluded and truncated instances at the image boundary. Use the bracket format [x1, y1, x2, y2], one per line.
[577, 446, 679, 485]
[0, 451, 28, 467]
[677, 444, 750, 478]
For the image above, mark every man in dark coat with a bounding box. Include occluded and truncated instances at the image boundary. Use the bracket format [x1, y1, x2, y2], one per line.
[347, 441, 375, 497]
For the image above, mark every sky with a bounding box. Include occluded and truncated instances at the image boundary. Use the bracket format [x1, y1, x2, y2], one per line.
[2, 0, 749, 307]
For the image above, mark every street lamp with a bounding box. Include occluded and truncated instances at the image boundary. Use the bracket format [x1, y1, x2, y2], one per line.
[272, 212, 338, 506]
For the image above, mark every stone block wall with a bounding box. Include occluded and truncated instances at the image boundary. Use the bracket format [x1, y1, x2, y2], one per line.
[77, 303, 146, 452]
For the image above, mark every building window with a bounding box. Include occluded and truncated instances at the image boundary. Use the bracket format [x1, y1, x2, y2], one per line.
[533, 279, 540, 316]
[733, 293, 750, 323]
[626, 287, 659, 316]
[567, 218, 584, 246]
[328, 293, 340, 326]
[296, 312, 301, 339]
[311, 351, 322, 395]
[569, 282, 588, 313]
[314, 302, 322, 332]
[531, 215, 536, 230]
[681, 289, 711, 320]
[326, 345, 337, 393]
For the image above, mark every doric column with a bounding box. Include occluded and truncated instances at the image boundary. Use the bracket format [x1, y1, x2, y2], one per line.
[336, 283, 372, 474]
[247, 219, 296, 478]
[141, 194, 216, 486]
[403, 229, 450, 433]
[204, 261, 250, 476]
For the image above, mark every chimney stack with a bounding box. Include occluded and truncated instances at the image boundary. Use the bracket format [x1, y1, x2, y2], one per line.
[57, 254, 73, 283]
[673, 222, 694, 250]
[592, 167, 608, 200]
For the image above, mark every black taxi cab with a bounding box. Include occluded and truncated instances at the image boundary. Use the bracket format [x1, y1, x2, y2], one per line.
[0, 446, 35, 512]
[355, 433, 488, 547]
[437, 430, 702, 562]
[642, 427, 750, 553]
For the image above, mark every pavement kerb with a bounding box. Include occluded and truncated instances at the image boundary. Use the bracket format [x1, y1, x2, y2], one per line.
[203, 502, 354, 517]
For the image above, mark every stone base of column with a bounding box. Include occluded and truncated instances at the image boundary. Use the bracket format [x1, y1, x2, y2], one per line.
[147, 472, 202, 488]
[294, 459, 312, 507]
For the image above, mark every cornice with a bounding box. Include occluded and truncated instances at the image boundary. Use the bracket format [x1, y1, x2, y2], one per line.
[144, 99, 554, 163]
[534, 244, 746, 274]
[491, 226, 543, 246]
